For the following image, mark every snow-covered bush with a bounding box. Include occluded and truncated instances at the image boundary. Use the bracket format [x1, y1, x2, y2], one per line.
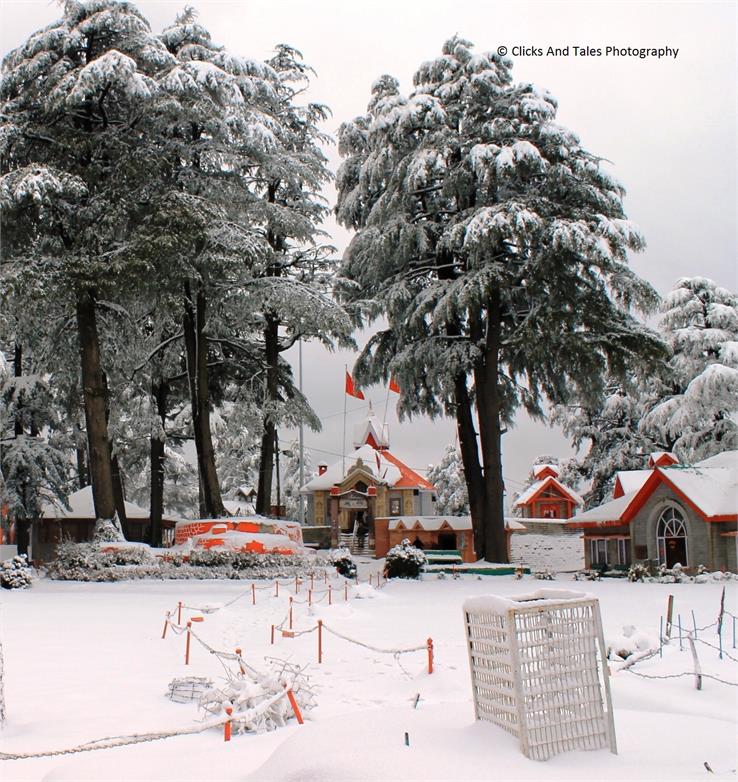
[627, 562, 650, 582]
[326, 547, 356, 578]
[92, 516, 126, 543]
[574, 569, 602, 581]
[534, 569, 554, 580]
[47, 541, 319, 581]
[606, 625, 657, 660]
[383, 539, 427, 579]
[0, 554, 34, 589]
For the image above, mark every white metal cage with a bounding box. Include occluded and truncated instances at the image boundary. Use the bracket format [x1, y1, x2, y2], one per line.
[463, 589, 616, 761]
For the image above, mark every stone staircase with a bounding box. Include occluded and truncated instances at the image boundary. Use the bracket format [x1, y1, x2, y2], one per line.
[339, 532, 375, 557]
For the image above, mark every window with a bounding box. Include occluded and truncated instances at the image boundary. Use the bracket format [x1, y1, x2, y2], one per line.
[656, 506, 688, 566]
[589, 538, 607, 565]
[389, 497, 402, 516]
[616, 539, 630, 565]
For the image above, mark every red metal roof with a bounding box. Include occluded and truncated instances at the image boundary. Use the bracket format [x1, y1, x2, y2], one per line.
[381, 450, 435, 490]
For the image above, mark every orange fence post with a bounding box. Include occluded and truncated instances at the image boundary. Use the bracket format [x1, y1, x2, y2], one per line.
[318, 619, 323, 664]
[252, 584, 256, 605]
[328, 585, 332, 606]
[224, 706, 233, 742]
[177, 601, 182, 625]
[162, 611, 170, 640]
[427, 638, 434, 674]
[295, 575, 299, 593]
[271, 624, 275, 645]
[185, 621, 192, 665]
[235, 648, 245, 675]
[286, 689, 304, 725]
[289, 597, 293, 629]
[275, 580, 279, 597]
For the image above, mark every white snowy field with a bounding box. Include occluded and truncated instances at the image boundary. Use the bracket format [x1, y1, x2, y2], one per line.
[1, 566, 736, 782]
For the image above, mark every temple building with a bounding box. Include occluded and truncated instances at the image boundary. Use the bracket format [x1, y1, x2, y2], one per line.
[300, 411, 437, 547]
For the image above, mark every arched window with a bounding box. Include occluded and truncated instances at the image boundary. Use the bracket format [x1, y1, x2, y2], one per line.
[656, 506, 688, 567]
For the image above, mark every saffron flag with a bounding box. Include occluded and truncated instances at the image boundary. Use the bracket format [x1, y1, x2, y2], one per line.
[345, 371, 365, 400]
[388, 376, 401, 394]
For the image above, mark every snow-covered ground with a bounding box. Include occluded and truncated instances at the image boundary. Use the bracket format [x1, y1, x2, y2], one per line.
[1, 564, 736, 781]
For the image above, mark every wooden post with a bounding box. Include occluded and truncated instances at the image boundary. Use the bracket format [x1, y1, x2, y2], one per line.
[308, 589, 312, 607]
[369, 573, 373, 586]
[275, 580, 279, 597]
[678, 614, 683, 651]
[328, 585, 332, 606]
[185, 621, 192, 665]
[270, 624, 275, 645]
[252, 584, 256, 605]
[162, 612, 170, 640]
[324, 571, 328, 584]
[177, 601, 182, 625]
[686, 632, 702, 690]
[295, 575, 299, 593]
[318, 619, 323, 664]
[224, 706, 233, 741]
[665, 595, 674, 638]
[289, 597, 293, 630]
[310, 574, 314, 590]
[427, 638, 434, 674]
[344, 583, 348, 602]
[286, 689, 304, 724]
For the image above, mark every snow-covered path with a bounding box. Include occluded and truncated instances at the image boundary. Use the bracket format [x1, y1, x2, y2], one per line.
[1, 570, 736, 781]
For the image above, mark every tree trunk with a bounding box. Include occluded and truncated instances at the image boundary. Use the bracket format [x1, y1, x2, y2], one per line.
[149, 380, 168, 547]
[76, 288, 116, 522]
[13, 343, 23, 436]
[256, 314, 280, 515]
[111, 454, 128, 538]
[183, 279, 225, 518]
[473, 294, 508, 563]
[453, 373, 485, 559]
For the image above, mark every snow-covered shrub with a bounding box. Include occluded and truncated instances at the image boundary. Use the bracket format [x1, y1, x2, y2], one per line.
[101, 545, 155, 566]
[0, 554, 34, 589]
[574, 569, 602, 581]
[606, 625, 657, 660]
[534, 569, 554, 580]
[327, 547, 356, 579]
[628, 562, 650, 582]
[92, 516, 125, 543]
[383, 539, 427, 579]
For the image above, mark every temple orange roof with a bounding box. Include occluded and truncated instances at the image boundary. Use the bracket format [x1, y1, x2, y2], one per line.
[381, 450, 435, 490]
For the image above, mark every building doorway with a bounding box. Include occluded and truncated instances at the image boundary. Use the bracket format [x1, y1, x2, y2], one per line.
[438, 531, 457, 550]
[656, 507, 688, 568]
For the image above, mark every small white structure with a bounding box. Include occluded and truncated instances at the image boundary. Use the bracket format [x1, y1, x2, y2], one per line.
[463, 589, 616, 761]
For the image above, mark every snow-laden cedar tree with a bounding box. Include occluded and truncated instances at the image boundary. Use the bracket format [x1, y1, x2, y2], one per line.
[553, 375, 657, 508]
[0, 354, 70, 552]
[427, 444, 469, 515]
[0, 0, 175, 529]
[640, 277, 738, 462]
[336, 37, 665, 563]
[216, 44, 353, 516]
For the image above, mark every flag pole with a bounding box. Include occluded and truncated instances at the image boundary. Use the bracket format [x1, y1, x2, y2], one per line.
[342, 365, 347, 477]
[382, 381, 391, 427]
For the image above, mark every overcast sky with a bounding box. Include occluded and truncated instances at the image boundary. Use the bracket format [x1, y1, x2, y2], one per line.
[1, 0, 736, 496]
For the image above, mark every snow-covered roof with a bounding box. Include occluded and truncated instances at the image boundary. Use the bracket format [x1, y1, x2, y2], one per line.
[648, 451, 678, 467]
[353, 411, 389, 449]
[388, 516, 525, 532]
[40, 486, 179, 521]
[513, 476, 583, 508]
[569, 491, 638, 525]
[300, 443, 433, 493]
[532, 463, 559, 478]
[572, 450, 738, 526]
[614, 470, 651, 496]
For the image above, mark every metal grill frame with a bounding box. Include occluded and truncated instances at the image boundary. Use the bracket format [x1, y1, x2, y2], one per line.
[464, 592, 617, 761]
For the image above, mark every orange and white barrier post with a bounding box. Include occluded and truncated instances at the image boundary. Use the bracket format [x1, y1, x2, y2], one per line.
[295, 575, 300, 593]
[177, 601, 182, 625]
[224, 706, 233, 742]
[185, 616, 204, 665]
[286, 688, 304, 725]
[162, 611, 170, 639]
[235, 647, 245, 675]
[344, 583, 348, 602]
[251, 584, 256, 605]
[308, 589, 312, 607]
[324, 571, 328, 584]
[271, 624, 275, 645]
[427, 637, 434, 674]
[328, 585, 332, 606]
[318, 619, 323, 664]
[275, 580, 279, 597]
[289, 597, 293, 629]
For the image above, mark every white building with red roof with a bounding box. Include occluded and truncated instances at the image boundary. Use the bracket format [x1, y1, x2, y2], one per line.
[300, 411, 437, 547]
[568, 451, 737, 572]
[513, 463, 583, 519]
